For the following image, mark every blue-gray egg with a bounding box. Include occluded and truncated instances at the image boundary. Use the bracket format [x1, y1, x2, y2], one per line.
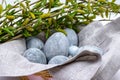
[26, 37, 44, 50]
[64, 28, 78, 46]
[68, 46, 79, 56]
[36, 31, 47, 43]
[23, 48, 47, 64]
[73, 45, 104, 56]
[44, 32, 69, 60]
[48, 55, 69, 64]
[26, 36, 35, 41]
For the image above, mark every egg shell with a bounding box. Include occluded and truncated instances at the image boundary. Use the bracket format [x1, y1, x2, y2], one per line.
[44, 32, 69, 60]
[64, 28, 78, 46]
[68, 46, 79, 56]
[26, 37, 44, 50]
[48, 55, 69, 64]
[23, 48, 47, 64]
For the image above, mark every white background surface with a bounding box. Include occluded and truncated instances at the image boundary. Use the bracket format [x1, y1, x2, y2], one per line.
[0, 0, 120, 80]
[1, 0, 120, 4]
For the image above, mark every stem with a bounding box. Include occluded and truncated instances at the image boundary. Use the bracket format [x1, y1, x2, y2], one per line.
[0, 0, 43, 27]
[14, 0, 41, 13]
[0, 0, 119, 43]
[7, 34, 23, 42]
[1, 0, 25, 16]
[0, 9, 65, 42]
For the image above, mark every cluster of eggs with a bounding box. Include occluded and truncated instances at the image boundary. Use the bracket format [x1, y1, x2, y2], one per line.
[23, 28, 103, 64]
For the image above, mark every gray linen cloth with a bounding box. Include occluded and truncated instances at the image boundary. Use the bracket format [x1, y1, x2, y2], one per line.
[1, 17, 120, 80]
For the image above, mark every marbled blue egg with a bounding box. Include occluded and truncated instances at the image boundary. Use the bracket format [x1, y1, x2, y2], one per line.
[64, 28, 78, 46]
[26, 37, 44, 50]
[68, 46, 79, 56]
[73, 45, 104, 56]
[44, 32, 69, 60]
[23, 48, 47, 64]
[48, 55, 69, 64]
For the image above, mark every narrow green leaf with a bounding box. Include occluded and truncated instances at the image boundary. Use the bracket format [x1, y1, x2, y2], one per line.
[34, 18, 42, 29]
[105, 8, 109, 18]
[2, 28, 14, 36]
[98, 0, 106, 3]
[5, 4, 12, 10]
[70, 12, 77, 17]
[0, 4, 3, 14]
[100, 12, 104, 18]
[25, 0, 30, 9]
[56, 28, 67, 35]
[23, 30, 31, 37]
[42, 0, 47, 6]
[66, 15, 73, 22]
[20, 2, 26, 9]
[65, 0, 71, 5]
[112, 0, 116, 3]
[45, 29, 50, 39]
[33, 2, 41, 9]
[87, 2, 92, 12]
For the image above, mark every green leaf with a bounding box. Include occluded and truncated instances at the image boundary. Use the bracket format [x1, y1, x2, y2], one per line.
[48, 18, 52, 25]
[69, 12, 77, 17]
[99, 7, 106, 12]
[100, 12, 104, 18]
[34, 18, 42, 29]
[5, 4, 12, 10]
[88, 15, 96, 19]
[65, 0, 71, 5]
[53, 0, 63, 7]
[33, 2, 41, 9]
[105, 8, 109, 18]
[22, 18, 30, 25]
[87, 2, 92, 13]
[42, 0, 47, 6]
[56, 28, 67, 35]
[23, 30, 31, 37]
[45, 29, 50, 39]
[76, 10, 85, 14]
[112, 0, 116, 3]
[49, 0, 54, 6]
[66, 15, 73, 22]
[98, 0, 106, 3]
[81, 21, 90, 25]
[71, 0, 78, 9]
[29, 12, 36, 19]
[20, 2, 26, 9]
[2, 28, 14, 36]
[0, 28, 3, 35]
[0, 4, 3, 14]
[33, 11, 43, 16]
[25, 0, 30, 9]
[7, 26, 15, 31]
[6, 9, 16, 15]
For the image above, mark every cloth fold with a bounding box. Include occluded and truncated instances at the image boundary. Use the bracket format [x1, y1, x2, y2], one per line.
[1, 17, 120, 80]
[0, 38, 101, 77]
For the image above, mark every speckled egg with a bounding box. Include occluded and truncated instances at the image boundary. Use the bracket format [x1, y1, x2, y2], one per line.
[44, 32, 69, 60]
[68, 46, 79, 56]
[64, 28, 78, 46]
[23, 48, 47, 64]
[48, 55, 69, 64]
[26, 37, 44, 50]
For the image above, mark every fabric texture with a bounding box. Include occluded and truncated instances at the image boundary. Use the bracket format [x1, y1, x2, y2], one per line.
[1, 17, 120, 80]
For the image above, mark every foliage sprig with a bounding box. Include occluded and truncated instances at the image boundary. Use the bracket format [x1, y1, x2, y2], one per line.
[0, 0, 120, 43]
